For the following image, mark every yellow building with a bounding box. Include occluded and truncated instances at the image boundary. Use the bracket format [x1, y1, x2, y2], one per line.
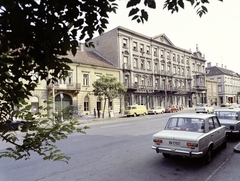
[30, 45, 121, 117]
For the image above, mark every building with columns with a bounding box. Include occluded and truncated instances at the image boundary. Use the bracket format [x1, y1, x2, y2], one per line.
[88, 26, 207, 109]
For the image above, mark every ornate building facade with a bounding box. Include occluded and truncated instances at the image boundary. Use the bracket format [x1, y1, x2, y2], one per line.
[89, 26, 207, 109]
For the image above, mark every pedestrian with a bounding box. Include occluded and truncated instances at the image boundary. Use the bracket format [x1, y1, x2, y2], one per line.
[94, 108, 96, 118]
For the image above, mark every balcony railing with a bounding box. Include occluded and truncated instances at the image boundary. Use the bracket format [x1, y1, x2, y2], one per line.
[48, 83, 81, 90]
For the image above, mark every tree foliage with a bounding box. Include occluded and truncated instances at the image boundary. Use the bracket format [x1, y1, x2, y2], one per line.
[92, 75, 127, 118]
[0, 0, 220, 161]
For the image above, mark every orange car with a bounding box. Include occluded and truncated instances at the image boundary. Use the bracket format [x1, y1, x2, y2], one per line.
[165, 106, 178, 113]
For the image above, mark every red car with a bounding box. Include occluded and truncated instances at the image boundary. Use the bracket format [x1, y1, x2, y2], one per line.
[165, 106, 178, 113]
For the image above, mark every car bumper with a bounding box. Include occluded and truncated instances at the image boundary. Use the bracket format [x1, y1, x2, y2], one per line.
[226, 130, 240, 135]
[152, 145, 204, 158]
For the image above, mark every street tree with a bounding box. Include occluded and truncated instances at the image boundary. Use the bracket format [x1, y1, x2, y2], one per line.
[0, 0, 220, 161]
[92, 75, 127, 118]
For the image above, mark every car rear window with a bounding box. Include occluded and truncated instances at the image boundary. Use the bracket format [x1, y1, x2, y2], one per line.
[165, 118, 204, 132]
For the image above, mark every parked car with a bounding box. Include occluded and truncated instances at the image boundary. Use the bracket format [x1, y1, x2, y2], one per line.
[165, 106, 178, 113]
[0, 120, 24, 132]
[213, 108, 240, 137]
[195, 103, 214, 113]
[148, 107, 165, 115]
[220, 102, 231, 107]
[124, 105, 147, 117]
[152, 113, 227, 164]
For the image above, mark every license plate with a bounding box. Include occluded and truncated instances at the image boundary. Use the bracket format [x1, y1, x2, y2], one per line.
[169, 141, 181, 146]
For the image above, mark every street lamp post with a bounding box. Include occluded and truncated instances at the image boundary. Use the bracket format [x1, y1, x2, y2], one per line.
[60, 92, 64, 121]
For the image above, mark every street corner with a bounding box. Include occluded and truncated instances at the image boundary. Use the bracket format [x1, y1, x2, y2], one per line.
[233, 142, 240, 153]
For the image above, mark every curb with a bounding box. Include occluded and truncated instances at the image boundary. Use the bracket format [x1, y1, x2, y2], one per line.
[234, 142, 240, 153]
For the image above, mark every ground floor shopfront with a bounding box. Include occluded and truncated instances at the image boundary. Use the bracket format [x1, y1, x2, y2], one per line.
[123, 90, 206, 110]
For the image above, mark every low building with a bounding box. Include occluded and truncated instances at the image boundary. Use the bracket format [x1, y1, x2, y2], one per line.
[30, 46, 121, 118]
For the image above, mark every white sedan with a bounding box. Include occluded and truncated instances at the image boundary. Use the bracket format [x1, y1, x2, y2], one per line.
[195, 103, 214, 113]
[152, 113, 226, 164]
[148, 107, 165, 114]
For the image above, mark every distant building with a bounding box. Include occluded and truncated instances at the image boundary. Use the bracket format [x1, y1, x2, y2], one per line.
[206, 79, 218, 106]
[206, 62, 240, 104]
[88, 26, 207, 109]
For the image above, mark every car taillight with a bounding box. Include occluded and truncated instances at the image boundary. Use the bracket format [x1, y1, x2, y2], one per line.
[153, 139, 162, 145]
[186, 142, 198, 147]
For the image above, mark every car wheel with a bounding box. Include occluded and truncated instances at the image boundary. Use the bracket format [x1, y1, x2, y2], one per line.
[133, 113, 137, 117]
[204, 147, 212, 164]
[162, 153, 171, 158]
[154, 111, 156, 115]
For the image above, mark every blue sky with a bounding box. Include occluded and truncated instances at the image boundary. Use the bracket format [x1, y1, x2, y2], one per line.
[98, 0, 240, 73]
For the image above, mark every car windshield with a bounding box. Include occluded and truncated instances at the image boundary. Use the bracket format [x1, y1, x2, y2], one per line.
[165, 117, 205, 133]
[214, 111, 238, 120]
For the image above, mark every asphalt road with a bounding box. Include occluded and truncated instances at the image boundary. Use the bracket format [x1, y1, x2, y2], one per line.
[0, 109, 240, 181]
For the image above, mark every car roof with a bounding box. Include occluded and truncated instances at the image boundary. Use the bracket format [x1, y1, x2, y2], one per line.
[214, 108, 240, 112]
[169, 113, 216, 119]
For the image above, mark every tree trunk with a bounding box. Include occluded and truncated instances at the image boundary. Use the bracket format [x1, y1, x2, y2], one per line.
[102, 98, 107, 118]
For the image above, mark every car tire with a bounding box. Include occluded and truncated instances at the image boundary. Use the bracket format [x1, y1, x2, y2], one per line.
[154, 111, 156, 115]
[162, 153, 171, 158]
[133, 113, 137, 117]
[204, 147, 212, 164]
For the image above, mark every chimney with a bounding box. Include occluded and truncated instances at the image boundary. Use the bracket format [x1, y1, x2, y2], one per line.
[207, 62, 211, 67]
[216, 63, 218, 67]
[221, 64, 223, 68]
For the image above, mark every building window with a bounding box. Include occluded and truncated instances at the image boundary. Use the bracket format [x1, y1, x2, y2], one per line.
[133, 58, 138, 68]
[96, 74, 101, 80]
[154, 48, 158, 56]
[177, 55, 180, 62]
[218, 86, 222, 92]
[133, 41, 137, 50]
[181, 56, 184, 64]
[31, 96, 39, 114]
[146, 46, 150, 54]
[178, 67, 180, 75]
[182, 68, 184, 76]
[141, 77, 145, 85]
[83, 74, 89, 86]
[124, 75, 129, 86]
[173, 54, 176, 61]
[160, 50, 164, 58]
[155, 79, 159, 88]
[141, 60, 144, 69]
[147, 61, 150, 70]
[140, 44, 144, 52]
[154, 63, 158, 73]
[84, 96, 89, 111]
[135, 76, 138, 84]
[173, 66, 176, 74]
[167, 51, 170, 59]
[123, 38, 128, 47]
